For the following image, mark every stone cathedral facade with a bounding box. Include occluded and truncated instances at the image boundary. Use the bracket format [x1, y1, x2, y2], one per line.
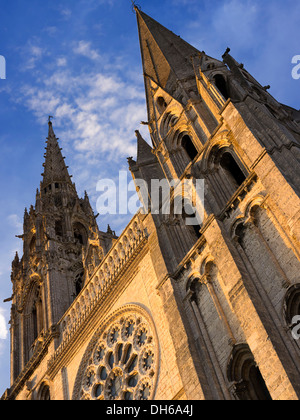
[2, 8, 300, 400]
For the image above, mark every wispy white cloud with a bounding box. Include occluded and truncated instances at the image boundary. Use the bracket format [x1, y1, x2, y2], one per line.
[59, 8, 72, 19]
[73, 40, 101, 61]
[177, 0, 300, 106]
[43, 26, 58, 37]
[56, 57, 67, 67]
[13, 37, 149, 211]
[21, 42, 46, 71]
[0, 308, 8, 341]
[7, 214, 23, 232]
[18, 47, 148, 162]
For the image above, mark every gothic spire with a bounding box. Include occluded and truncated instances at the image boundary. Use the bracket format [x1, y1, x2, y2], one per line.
[135, 8, 199, 90]
[41, 119, 73, 189]
[135, 130, 155, 165]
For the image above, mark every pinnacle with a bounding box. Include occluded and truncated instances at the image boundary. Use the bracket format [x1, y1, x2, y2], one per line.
[135, 9, 199, 88]
[41, 120, 73, 188]
[135, 130, 154, 164]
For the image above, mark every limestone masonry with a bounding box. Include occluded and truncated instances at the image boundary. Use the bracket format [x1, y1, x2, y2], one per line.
[2, 8, 300, 400]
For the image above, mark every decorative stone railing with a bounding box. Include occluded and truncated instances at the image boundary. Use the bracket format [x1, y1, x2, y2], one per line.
[48, 213, 148, 369]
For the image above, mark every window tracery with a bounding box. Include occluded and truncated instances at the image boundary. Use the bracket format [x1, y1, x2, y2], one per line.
[78, 311, 158, 401]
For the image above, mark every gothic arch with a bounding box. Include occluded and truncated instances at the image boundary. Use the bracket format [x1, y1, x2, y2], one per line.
[185, 272, 201, 293]
[73, 221, 88, 246]
[230, 194, 267, 240]
[231, 197, 300, 318]
[164, 123, 197, 150]
[158, 99, 189, 145]
[199, 130, 233, 173]
[184, 255, 215, 293]
[179, 133, 199, 161]
[199, 255, 215, 277]
[37, 381, 52, 400]
[159, 111, 179, 139]
[283, 284, 300, 326]
[72, 304, 160, 401]
[23, 278, 44, 363]
[206, 143, 247, 182]
[243, 194, 267, 222]
[212, 73, 230, 100]
[168, 192, 202, 243]
[200, 135, 248, 210]
[227, 344, 272, 400]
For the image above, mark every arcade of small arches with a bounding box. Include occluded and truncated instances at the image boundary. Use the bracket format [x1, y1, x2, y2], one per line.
[184, 224, 300, 400]
[154, 95, 249, 208]
[56, 220, 147, 349]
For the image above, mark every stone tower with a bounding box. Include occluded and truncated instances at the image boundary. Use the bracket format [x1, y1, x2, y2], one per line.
[3, 8, 300, 400]
[9, 120, 116, 384]
[129, 8, 300, 400]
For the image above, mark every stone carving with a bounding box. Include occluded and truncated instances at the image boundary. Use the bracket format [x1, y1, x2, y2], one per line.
[72, 306, 159, 401]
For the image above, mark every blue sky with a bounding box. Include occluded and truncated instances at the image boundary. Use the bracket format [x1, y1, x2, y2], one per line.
[0, 0, 299, 396]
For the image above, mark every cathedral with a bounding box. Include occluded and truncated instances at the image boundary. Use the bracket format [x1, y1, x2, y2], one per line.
[2, 7, 300, 400]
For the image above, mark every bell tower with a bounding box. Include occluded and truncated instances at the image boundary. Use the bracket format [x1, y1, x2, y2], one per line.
[130, 7, 300, 234]
[9, 120, 113, 383]
[128, 8, 300, 400]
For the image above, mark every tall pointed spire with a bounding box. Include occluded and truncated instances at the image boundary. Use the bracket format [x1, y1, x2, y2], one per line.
[135, 130, 155, 165]
[135, 8, 199, 90]
[41, 118, 73, 189]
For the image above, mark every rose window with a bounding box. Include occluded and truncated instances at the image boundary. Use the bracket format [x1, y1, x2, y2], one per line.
[78, 311, 158, 400]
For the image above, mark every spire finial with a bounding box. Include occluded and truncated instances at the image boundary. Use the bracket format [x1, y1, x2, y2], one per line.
[131, 0, 141, 12]
[48, 116, 56, 138]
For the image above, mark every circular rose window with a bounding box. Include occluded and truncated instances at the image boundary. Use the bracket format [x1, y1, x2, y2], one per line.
[76, 308, 159, 400]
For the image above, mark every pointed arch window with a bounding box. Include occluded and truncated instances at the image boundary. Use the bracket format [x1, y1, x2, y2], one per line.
[24, 284, 44, 363]
[32, 305, 38, 342]
[75, 271, 85, 297]
[214, 74, 229, 100]
[228, 344, 272, 400]
[207, 146, 248, 211]
[219, 152, 246, 188]
[73, 222, 88, 246]
[33, 291, 44, 341]
[182, 135, 198, 161]
[39, 384, 51, 401]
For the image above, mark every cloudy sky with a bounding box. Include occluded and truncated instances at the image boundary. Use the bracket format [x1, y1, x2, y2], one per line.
[0, 0, 299, 395]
